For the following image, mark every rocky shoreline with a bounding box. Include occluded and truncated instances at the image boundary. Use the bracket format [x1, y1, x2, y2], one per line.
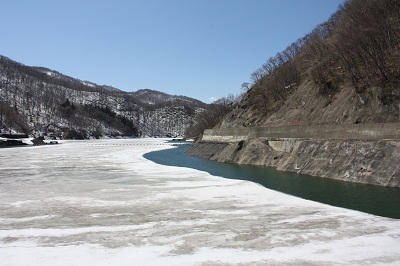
[0, 137, 58, 148]
[186, 123, 400, 188]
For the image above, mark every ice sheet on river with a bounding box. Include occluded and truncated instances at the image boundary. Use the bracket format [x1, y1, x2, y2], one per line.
[1, 139, 400, 265]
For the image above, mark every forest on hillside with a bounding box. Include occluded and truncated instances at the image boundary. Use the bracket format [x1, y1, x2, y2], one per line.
[247, 0, 399, 111]
[186, 0, 400, 137]
[0, 56, 207, 138]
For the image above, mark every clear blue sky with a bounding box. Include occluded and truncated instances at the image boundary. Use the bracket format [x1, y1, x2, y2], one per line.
[1, 0, 345, 103]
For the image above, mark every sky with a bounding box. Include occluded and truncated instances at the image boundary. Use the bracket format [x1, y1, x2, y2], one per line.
[1, 0, 345, 103]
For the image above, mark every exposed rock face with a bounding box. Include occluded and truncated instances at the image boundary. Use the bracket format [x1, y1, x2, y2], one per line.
[187, 0, 400, 188]
[186, 124, 400, 187]
[189, 82, 400, 187]
[219, 82, 399, 129]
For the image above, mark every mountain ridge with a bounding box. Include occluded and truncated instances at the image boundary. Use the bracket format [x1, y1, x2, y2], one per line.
[0, 55, 206, 139]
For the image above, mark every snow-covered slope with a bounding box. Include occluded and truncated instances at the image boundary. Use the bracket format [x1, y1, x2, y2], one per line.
[0, 55, 206, 138]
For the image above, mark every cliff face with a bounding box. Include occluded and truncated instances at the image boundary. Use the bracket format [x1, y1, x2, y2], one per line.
[186, 0, 400, 187]
[187, 69, 400, 188]
[190, 76, 400, 188]
[186, 124, 400, 187]
[219, 81, 399, 129]
[187, 82, 400, 187]
[187, 139, 400, 188]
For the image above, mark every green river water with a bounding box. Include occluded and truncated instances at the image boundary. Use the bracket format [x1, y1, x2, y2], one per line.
[144, 143, 400, 219]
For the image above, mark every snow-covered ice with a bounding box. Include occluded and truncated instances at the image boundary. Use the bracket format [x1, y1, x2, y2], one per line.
[0, 139, 400, 265]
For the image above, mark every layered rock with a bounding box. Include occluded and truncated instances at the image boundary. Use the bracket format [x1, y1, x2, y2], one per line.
[186, 123, 400, 187]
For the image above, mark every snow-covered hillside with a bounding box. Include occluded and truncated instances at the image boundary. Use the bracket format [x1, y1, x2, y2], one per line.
[0, 55, 206, 139]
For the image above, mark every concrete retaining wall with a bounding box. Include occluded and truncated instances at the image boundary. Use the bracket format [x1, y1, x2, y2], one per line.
[203, 123, 400, 142]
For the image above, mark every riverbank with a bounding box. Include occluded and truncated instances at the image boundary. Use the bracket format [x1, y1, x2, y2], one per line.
[186, 123, 400, 187]
[146, 144, 400, 218]
[0, 137, 59, 148]
[1, 139, 400, 265]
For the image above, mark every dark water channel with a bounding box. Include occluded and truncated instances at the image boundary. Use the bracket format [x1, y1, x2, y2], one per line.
[144, 144, 400, 219]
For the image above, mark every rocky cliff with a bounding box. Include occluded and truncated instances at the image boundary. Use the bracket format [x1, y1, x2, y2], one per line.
[187, 83, 400, 187]
[219, 81, 399, 129]
[187, 0, 400, 187]
[186, 124, 400, 187]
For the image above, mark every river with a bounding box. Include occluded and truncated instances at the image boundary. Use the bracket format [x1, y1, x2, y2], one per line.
[144, 143, 400, 219]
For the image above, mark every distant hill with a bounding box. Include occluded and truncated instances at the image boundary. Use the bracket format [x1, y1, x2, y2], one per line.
[131, 89, 205, 108]
[0, 55, 207, 139]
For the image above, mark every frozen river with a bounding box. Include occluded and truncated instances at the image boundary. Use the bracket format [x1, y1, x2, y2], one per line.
[1, 139, 400, 265]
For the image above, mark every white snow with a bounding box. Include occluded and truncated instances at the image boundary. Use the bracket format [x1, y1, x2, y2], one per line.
[0, 138, 400, 265]
[82, 81, 96, 87]
[20, 138, 34, 145]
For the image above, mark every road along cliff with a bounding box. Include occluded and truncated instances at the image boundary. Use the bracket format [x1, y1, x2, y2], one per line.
[186, 123, 400, 188]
